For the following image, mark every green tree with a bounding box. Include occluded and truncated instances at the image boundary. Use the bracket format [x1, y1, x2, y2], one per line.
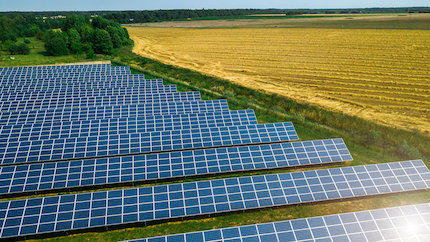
[106, 25, 123, 48]
[23, 24, 40, 37]
[91, 29, 113, 55]
[67, 28, 82, 54]
[8, 43, 30, 55]
[79, 24, 93, 42]
[62, 15, 86, 32]
[91, 16, 110, 29]
[43, 30, 69, 56]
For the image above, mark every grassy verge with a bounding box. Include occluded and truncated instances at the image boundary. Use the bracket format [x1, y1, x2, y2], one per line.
[1, 44, 429, 241]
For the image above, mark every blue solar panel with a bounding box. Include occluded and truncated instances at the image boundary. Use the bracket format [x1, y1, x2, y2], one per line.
[0, 86, 178, 101]
[0, 63, 110, 72]
[0, 67, 130, 76]
[129, 202, 430, 242]
[0, 75, 150, 84]
[0, 67, 131, 76]
[0, 83, 167, 93]
[0, 92, 202, 112]
[0, 160, 428, 239]
[0, 122, 298, 165]
[0, 138, 351, 196]
[0, 100, 230, 126]
[0, 71, 133, 79]
[0, 110, 257, 142]
[2, 79, 163, 89]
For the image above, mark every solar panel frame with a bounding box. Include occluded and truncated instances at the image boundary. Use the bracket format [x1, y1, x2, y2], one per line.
[129, 202, 430, 242]
[0, 110, 257, 142]
[0, 100, 230, 126]
[0, 138, 351, 197]
[0, 160, 428, 239]
[0, 122, 298, 166]
[0, 92, 202, 112]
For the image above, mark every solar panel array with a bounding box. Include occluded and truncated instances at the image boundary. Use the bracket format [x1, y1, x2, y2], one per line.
[0, 63, 426, 240]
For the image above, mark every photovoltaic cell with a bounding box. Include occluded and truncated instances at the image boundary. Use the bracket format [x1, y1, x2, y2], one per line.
[0, 86, 177, 101]
[0, 138, 351, 196]
[0, 160, 428, 238]
[0, 110, 257, 142]
[0, 92, 202, 112]
[0, 122, 298, 165]
[0, 100, 230, 126]
[129, 203, 430, 242]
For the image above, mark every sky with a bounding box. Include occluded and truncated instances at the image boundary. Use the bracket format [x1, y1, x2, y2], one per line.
[0, 0, 428, 12]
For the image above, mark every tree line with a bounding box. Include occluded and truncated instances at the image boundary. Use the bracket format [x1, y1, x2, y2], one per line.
[1, 7, 429, 24]
[0, 14, 131, 56]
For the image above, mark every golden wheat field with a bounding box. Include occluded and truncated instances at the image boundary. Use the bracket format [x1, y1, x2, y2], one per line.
[128, 27, 430, 134]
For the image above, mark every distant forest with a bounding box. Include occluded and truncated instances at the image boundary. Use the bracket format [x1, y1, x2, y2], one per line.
[1, 7, 429, 24]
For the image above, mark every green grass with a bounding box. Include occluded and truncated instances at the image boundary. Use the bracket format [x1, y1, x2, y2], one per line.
[259, 18, 430, 30]
[1, 44, 429, 241]
[0, 37, 104, 67]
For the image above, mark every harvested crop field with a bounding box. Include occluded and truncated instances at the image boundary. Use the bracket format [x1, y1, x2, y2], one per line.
[128, 27, 430, 134]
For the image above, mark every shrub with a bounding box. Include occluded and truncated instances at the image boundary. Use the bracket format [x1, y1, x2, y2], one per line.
[8, 43, 30, 55]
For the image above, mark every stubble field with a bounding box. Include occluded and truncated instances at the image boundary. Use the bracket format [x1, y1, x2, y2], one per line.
[128, 27, 430, 134]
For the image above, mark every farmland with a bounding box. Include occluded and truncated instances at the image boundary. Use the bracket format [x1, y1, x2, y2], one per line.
[128, 26, 430, 134]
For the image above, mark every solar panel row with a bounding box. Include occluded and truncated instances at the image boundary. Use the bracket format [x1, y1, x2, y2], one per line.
[0, 74, 149, 83]
[0, 64, 118, 71]
[0, 92, 202, 112]
[0, 66, 130, 74]
[0, 100, 230, 126]
[3, 80, 163, 89]
[129, 202, 430, 242]
[0, 122, 298, 166]
[0, 138, 350, 196]
[0, 83, 167, 93]
[0, 71, 133, 79]
[0, 160, 428, 238]
[1, 88, 181, 101]
[0, 68, 131, 76]
[0, 86, 178, 101]
[0, 110, 258, 142]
